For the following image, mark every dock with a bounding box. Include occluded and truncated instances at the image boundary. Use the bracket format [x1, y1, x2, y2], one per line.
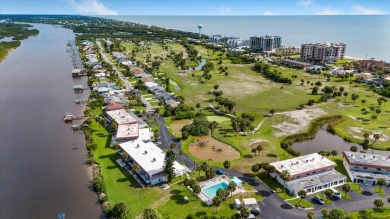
[75, 98, 88, 104]
[73, 85, 88, 91]
[64, 112, 87, 122]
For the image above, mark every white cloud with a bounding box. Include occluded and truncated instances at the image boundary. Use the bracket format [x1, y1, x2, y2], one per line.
[264, 11, 278, 16]
[316, 8, 340, 15]
[297, 0, 314, 8]
[217, 6, 232, 15]
[62, 0, 118, 15]
[351, 5, 385, 15]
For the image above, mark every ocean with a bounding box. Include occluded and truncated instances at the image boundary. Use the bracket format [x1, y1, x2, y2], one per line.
[105, 15, 390, 62]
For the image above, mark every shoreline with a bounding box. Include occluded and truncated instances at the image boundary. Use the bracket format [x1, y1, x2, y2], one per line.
[344, 56, 364, 61]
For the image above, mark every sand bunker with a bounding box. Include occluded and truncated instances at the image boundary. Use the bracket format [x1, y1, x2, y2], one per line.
[188, 135, 240, 161]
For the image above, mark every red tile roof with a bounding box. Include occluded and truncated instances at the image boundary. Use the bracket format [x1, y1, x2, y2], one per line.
[105, 102, 125, 111]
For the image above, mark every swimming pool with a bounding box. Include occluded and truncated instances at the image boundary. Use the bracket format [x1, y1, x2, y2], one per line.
[202, 182, 228, 198]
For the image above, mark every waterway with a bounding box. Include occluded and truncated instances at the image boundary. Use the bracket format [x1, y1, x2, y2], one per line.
[292, 127, 390, 156]
[0, 24, 103, 218]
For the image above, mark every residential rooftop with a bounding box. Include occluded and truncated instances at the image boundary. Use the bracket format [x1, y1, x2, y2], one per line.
[116, 123, 139, 140]
[270, 153, 336, 177]
[119, 139, 186, 177]
[343, 151, 390, 169]
[288, 170, 346, 191]
[106, 109, 137, 125]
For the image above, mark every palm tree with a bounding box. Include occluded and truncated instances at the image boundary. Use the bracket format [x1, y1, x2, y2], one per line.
[223, 160, 231, 176]
[298, 190, 307, 204]
[132, 164, 140, 173]
[269, 109, 276, 116]
[256, 145, 263, 156]
[377, 178, 386, 193]
[350, 146, 358, 152]
[342, 184, 351, 197]
[212, 196, 222, 213]
[281, 142, 289, 155]
[227, 181, 237, 197]
[343, 92, 348, 102]
[307, 211, 315, 219]
[331, 150, 338, 160]
[170, 142, 176, 150]
[251, 147, 257, 156]
[361, 99, 366, 106]
[193, 184, 201, 199]
[280, 170, 291, 193]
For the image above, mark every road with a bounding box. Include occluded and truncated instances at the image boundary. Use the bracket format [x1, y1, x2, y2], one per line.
[96, 41, 155, 112]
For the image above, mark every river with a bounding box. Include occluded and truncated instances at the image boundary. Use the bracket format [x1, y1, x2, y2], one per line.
[0, 24, 103, 218]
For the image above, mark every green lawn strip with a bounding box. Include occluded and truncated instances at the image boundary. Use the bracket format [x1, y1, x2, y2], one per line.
[336, 188, 352, 201]
[257, 172, 294, 200]
[374, 187, 386, 196]
[315, 193, 332, 205]
[349, 206, 390, 219]
[89, 118, 164, 219]
[206, 115, 231, 123]
[287, 198, 314, 208]
[349, 183, 363, 195]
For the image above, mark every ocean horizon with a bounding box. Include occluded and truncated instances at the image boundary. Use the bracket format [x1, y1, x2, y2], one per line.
[104, 15, 390, 62]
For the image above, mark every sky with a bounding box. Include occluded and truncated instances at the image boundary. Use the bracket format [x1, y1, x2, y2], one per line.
[0, 0, 389, 16]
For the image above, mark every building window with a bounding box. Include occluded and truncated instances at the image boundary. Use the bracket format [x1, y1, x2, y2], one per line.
[377, 168, 382, 171]
[339, 180, 344, 183]
[354, 166, 359, 169]
[363, 167, 368, 169]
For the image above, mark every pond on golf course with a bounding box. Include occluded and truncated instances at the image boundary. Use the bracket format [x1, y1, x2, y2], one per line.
[291, 128, 390, 155]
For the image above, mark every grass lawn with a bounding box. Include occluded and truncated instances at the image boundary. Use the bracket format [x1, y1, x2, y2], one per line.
[349, 207, 390, 219]
[206, 115, 231, 123]
[349, 183, 363, 195]
[89, 115, 166, 218]
[287, 198, 314, 208]
[374, 186, 386, 196]
[315, 193, 332, 205]
[257, 172, 294, 200]
[333, 156, 351, 182]
[336, 188, 352, 201]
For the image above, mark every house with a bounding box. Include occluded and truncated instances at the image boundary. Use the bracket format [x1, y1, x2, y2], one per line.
[119, 139, 187, 185]
[343, 151, 390, 186]
[105, 102, 124, 111]
[242, 198, 258, 209]
[234, 199, 242, 209]
[165, 99, 180, 108]
[140, 76, 154, 83]
[270, 153, 347, 196]
[281, 59, 311, 69]
[157, 91, 173, 101]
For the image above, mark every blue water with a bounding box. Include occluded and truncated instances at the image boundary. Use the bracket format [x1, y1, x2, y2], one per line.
[104, 15, 390, 61]
[203, 182, 228, 198]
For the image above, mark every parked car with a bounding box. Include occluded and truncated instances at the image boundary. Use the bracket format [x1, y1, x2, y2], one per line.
[314, 195, 325, 205]
[251, 207, 261, 215]
[332, 189, 342, 199]
[156, 142, 162, 145]
[216, 169, 225, 175]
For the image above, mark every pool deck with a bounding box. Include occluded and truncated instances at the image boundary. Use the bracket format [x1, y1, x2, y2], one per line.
[198, 176, 245, 205]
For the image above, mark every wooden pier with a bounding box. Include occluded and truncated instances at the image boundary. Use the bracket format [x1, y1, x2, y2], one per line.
[64, 112, 87, 122]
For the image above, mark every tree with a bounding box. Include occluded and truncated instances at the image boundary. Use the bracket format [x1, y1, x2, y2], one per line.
[377, 178, 386, 193]
[374, 198, 384, 209]
[227, 181, 237, 197]
[256, 145, 263, 156]
[361, 99, 366, 106]
[164, 150, 176, 182]
[213, 84, 219, 90]
[307, 211, 315, 219]
[351, 93, 359, 104]
[170, 142, 176, 150]
[343, 92, 348, 102]
[298, 190, 307, 204]
[321, 208, 329, 218]
[132, 164, 140, 173]
[269, 109, 275, 116]
[328, 208, 348, 219]
[331, 150, 338, 159]
[193, 184, 201, 199]
[281, 142, 289, 155]
[212, 196, 222, 213]
[342, 184, 351, 197]
[109, 202, 129, 219]
[112, 143, 120, 152]
[280, 170, 291, 193]
[195, 103, 201, 109]
[223, 160, 231, 170]
[324, 189, 334, 200]
[251, 147, 257, 156]
[240, 207, 250, 218]
[350, 146, 358, 152]
[375, 108, 381, 116]
[142, 208, 160, 219]
[251, 164, 260, 173]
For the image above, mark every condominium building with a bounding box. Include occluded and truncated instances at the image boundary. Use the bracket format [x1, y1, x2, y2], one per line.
[226, 37, 249, 47]
[250, 35, 282, 52]
[343, 151, 390, 186]
[119, 139, 187, 185]
[209, 35, 222, 43]
[301, 42, 346, 63]
[270, 153, 347, 196]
